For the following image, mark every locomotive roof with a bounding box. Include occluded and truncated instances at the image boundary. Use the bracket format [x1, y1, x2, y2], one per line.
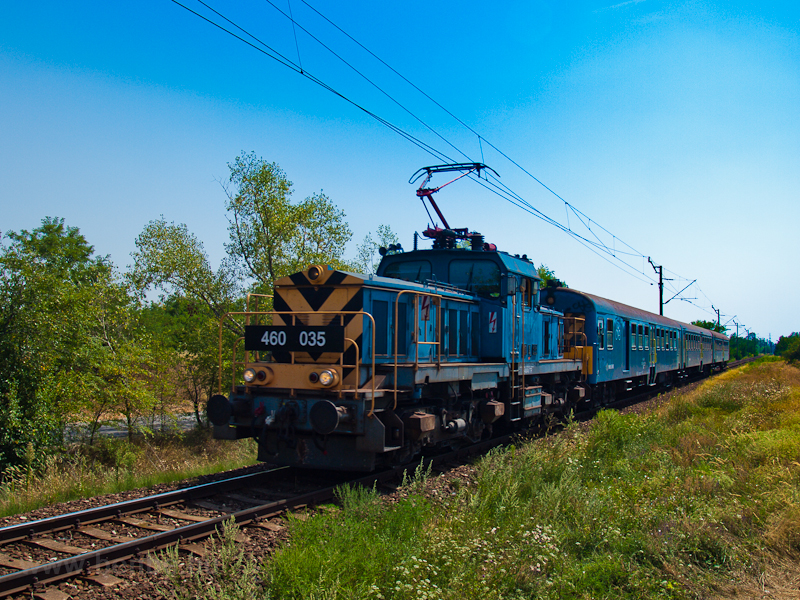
[551, 288, 729, 340]
[377, 247, 541, 279]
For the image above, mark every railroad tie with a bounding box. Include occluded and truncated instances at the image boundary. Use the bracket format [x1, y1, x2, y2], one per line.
[115, 517, 174, 532]
[83, 572, 124, 588]
[159, 509, 209, 523]
[33, 589, 70, 600]
[77, 526, 127, 543]
[26, 539, 87, 555]
[0, 552, 39, 570]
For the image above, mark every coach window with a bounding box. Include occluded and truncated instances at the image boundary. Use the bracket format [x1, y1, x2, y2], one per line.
[606, 318, 614, 349]
[597, 319, 605, 349]
[644, 326, 649, 349]
[631, 323, 637, 350]
[638, 324, 643, 349]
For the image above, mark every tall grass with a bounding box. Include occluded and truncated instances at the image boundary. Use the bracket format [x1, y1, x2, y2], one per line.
[163, 357, 800, 599]
[0, 429, 257, 517]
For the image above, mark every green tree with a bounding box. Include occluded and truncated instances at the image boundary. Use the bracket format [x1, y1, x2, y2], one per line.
[692, 320, 727, 334]
[354, 224, 399, 274]
[224, 152, 352, 294]
[776, 333, 799, 356]
[536, 265, 566, 288]
[0, 218, 157, 466]
[139, 297, 221, 427]
[776, 333, 800, 363]
[130, 219, 242, 419]
[129, 218, 240, 327]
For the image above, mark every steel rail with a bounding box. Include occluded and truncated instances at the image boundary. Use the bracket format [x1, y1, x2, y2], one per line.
[0, 468, 288, 546]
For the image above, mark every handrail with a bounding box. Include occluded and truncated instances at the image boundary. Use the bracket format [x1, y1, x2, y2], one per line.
[245, 293, 273, 317]
[218, 310, 378, 417]
[393, 290, 444, 409]
[343, 337, 359, 401]
[562, 316, 587, 350]
[230, 337, 245, 391]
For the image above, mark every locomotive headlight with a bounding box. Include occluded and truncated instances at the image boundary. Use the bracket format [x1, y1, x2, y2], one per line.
[308, 265, 323, 281]
[318, 369, 338, 387]
[243, 368, 256, 383]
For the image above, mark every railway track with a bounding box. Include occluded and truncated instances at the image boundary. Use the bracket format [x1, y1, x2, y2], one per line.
[0, 435, 512, 599]
[0, 467, 352, 598]
[0, 357, 760, 599]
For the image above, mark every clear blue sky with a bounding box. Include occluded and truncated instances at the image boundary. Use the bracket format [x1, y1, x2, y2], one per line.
[1, 0, 798, 339]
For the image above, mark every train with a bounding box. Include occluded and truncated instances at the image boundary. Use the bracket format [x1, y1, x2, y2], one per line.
[207, 164, 729, 471]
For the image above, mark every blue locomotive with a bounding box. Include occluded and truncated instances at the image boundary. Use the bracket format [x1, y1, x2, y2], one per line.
[207, 164, 729, 470]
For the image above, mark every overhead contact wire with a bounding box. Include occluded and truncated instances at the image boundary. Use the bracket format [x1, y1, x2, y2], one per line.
[172, 0, 455, 165]
[173, 0, 720, 316]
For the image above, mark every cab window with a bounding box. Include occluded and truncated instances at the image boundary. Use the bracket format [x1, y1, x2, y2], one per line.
[448, 260, 501, 299]
[520, 277, 538, 307]
[597, 319, 605, 349]
[383, 260, 432, 283]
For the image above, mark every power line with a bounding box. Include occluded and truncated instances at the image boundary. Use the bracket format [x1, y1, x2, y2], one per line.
[171, 0, 455, 163]
[172, 0, 656, 286]
[293, 2, 667, 276]
[170, 0, 730, 324]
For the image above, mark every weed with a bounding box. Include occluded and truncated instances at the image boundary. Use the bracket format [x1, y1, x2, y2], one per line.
[158, 519, 263, 600]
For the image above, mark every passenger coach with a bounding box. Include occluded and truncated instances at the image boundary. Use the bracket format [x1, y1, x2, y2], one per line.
[541, 286, 729, 405]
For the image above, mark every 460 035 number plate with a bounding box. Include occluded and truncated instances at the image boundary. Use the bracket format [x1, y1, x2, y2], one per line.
[244, 325, 345, 353]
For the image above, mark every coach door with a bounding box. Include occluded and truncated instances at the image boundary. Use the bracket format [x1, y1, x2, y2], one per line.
[648, 324, 657, 385]
[624, 319, 630, 371]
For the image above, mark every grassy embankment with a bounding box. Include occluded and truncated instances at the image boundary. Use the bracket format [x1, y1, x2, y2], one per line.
[162, 357, 800, 599]
[0, 429, 257, 518]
